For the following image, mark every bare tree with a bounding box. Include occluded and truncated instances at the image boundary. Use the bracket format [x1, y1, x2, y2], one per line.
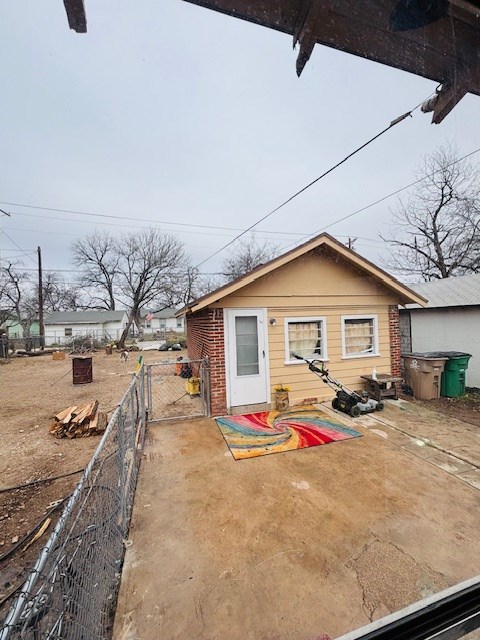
[221, 235, 279, 281]
[1, 264, 80, 338]
[0, 262, 36, 336]
[72, 231, 119, 309]
[24, 271, 79, 317]
[43, 272, 79, 311]
[115, 229, 188, 347]
[193, 273, 224, 298]
[382, 145, 480, 280]
[177, 266, 202, 306]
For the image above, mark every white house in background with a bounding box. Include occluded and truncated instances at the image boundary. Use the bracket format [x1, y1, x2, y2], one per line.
[141, 308, 184, 334]
[44, 310, 132, 345]
[399, 273, 480, 388]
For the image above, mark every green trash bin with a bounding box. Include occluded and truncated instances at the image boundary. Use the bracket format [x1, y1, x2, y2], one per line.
[438, 352, 472, 398]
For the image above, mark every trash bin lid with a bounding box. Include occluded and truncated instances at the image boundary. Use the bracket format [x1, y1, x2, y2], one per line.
[412, 351, 472, 359]
[402, 352, 448, 360]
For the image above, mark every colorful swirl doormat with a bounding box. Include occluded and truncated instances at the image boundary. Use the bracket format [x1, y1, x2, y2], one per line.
[215, 407, 362, 460]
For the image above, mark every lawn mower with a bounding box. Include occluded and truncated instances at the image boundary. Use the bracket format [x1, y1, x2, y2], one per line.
[292, 353, 384, 417]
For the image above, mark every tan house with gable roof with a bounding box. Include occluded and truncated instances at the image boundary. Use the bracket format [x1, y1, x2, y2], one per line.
[180, 233, 426, 416]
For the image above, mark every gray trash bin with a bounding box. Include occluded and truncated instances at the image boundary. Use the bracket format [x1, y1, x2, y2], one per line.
[402, 353, 448, 400]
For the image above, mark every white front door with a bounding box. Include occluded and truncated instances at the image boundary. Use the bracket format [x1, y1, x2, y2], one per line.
[225, 308, 269, 408]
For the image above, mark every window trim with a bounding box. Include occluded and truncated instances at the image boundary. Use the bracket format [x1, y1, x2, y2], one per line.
[284, 316, 328, 364]
[341, 314, 379, 359]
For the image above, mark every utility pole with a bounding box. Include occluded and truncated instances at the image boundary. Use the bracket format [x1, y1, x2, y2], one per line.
[38, 246, 45, 349]
[0, 210, 12, 317]
[0, 208, 11, 274]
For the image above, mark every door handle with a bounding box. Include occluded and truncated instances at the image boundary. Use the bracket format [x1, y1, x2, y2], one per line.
[262, 350, 265, 358]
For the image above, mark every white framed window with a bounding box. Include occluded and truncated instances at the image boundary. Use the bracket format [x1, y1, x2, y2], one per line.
[341, 315, 379, 358]
[64, 327, 72, 337]
[284, 316, 327, 364]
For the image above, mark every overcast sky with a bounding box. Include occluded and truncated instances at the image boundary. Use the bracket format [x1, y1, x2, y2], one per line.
[1, 0, 479, 286]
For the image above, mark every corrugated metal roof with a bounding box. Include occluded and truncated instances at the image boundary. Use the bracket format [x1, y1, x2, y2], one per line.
[407, 273, 480, 309]
[45, 310, 127, 325]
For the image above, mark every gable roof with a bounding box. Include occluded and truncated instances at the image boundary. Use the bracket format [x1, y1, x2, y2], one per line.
[142, 308, 179, 320]
[406, 273, 480, 309]
[45, 310, 127, 325]
[181, 233, 427, 315]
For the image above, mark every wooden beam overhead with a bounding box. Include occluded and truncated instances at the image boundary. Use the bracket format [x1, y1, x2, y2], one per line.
[182, 0, 480, 120]
[63, 0, 87, 33]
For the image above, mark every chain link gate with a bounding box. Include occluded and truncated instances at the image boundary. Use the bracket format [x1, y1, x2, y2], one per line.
[146, 358, 210, 422]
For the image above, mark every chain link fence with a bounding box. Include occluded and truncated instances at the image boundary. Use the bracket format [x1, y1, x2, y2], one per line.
[146, 358, 210, 421]
[0, 367, 146, 640]
[3, 336, 102, 357]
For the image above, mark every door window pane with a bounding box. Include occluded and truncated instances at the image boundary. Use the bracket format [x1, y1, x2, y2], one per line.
[235, 316, 259, 376]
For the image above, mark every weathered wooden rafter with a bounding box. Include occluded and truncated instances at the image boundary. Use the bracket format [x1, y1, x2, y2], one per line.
[63, 0, 86, 33]
[61, 0, 480, 122]
[182, 0, 480, 122]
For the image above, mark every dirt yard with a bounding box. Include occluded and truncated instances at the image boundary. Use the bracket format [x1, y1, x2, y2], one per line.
[415, 389, 480, 428]
[0, 348, 186, 616]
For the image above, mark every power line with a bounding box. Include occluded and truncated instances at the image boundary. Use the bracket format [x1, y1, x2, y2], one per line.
[193, 102, 427, 269]
[0, 200, 306, 238]
[0, 231, 36, 264]
[6, 212, 299, 241]
[283, 145, 480, 251]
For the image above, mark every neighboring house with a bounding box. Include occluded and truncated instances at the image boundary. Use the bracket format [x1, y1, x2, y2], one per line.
[141, 308, 184, 334]
[4, 319, 40, 338]
[44, 310, 132, 345]
[180, 233, 426, 416]
[400, 273, 480, 388]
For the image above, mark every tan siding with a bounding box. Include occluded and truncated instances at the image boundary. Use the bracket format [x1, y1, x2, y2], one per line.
[216, 251, 399, 310]
[266, 305, 392, 405]
[217, 253, 398, 406]
[195, 249, 402, 409]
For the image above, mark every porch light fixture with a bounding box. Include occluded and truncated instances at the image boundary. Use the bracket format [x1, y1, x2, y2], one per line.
[269, 318, 277, 326]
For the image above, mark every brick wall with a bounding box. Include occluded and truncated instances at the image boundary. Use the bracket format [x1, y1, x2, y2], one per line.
[388, 305, 401, 376]
[186, 308, 227, 416]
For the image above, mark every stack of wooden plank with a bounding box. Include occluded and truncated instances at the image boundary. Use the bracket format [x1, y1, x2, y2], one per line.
[49, 401, 108, 439]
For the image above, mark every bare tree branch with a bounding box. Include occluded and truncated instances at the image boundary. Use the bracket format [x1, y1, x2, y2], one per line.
[382, 144, 480, 280]
[72, 231, 119, 309]
[221, 235, 279, 281]
[114, 229, 188, 347]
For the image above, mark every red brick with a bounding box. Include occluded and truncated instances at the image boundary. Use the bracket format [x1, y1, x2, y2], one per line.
[388, 305, 401, 377]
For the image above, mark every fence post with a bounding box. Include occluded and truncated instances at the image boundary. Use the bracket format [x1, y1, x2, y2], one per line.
[204, 357, 211, 417]
[117, 405, 128, 531]
[146, 364, 152, 421]
[139, 366, 146, 436]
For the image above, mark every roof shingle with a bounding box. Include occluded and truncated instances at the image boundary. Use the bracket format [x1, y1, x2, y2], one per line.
[407, 274, 480, 309]
[45, 310, 127, 325]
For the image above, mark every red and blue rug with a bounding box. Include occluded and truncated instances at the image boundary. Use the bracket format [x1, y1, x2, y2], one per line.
[215, 406, 362, 460]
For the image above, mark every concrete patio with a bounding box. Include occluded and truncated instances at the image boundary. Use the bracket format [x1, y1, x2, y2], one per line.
[113, 401, 480, 640]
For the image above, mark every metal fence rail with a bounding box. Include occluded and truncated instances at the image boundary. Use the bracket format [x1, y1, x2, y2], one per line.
[0, 366, 146, 640]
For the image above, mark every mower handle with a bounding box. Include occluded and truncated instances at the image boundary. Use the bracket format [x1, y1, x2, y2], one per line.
[291, 352, 328, 376]
[291, 352, 304, 360]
